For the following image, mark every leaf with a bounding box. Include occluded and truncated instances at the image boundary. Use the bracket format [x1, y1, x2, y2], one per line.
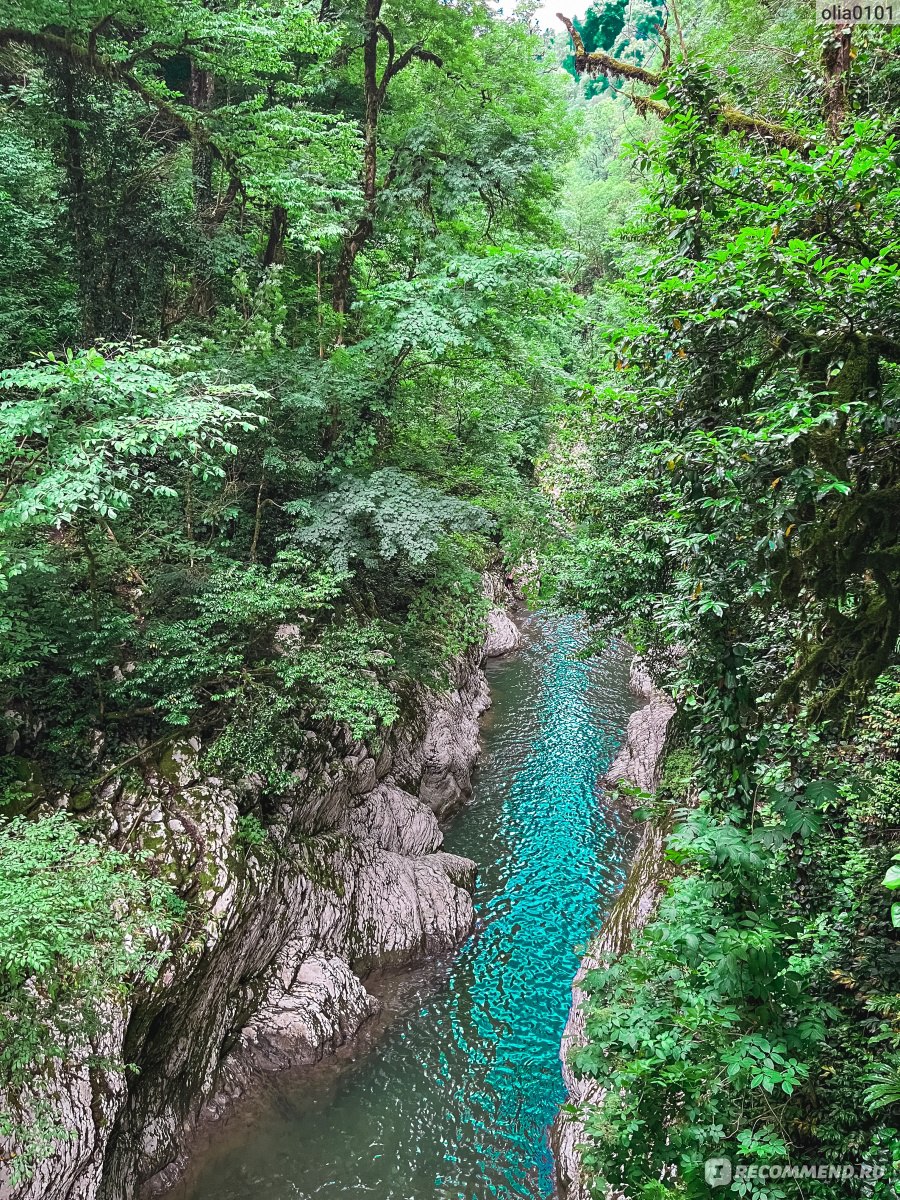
[804, 780, 839, 806]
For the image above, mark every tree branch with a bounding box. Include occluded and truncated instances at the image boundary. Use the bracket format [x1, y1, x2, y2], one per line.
[87, 14, 115, 57]
[556, 14, 812, 152]
[383, 43, 443, 88]
[123, 33, 205, 69]
[0, 26, 242, 175]
[375, 20, 395, 98]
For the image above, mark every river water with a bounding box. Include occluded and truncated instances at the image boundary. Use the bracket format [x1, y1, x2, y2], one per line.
[176, 613, 636, 1200]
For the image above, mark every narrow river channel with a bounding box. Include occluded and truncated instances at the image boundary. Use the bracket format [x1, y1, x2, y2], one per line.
[175, 613, 637, 1200]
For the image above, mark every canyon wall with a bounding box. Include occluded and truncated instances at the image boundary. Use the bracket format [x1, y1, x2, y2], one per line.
[1, 596, 521, 1200]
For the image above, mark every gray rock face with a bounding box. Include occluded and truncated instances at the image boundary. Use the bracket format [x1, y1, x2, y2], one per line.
[628, 654, 656, 701]
[237, 949, 378, 1073]
[552, 659, 675, 1200]
[481, 576, 522, 659]
[0, 1004, 129, 1200]
[484, 609, 521, 658]
[393, 666, 490, 821]
[0, 613, 502, 1200]
[603, 692, 676, 796]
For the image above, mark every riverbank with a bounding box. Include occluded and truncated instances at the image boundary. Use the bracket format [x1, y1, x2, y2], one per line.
[553, 658, 676, 1200]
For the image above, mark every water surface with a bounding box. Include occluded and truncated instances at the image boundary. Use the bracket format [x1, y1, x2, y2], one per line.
[177, 614, 636, 1200]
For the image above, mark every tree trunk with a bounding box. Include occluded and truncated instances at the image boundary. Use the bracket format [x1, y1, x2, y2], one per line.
[188, 64, 217, 316]
[331, 0, 382, 315]
[58, 63, 98, 338]
[263, 204, 288, 267]
[189, 64, 216, 210]
[822, 24, 852, 141]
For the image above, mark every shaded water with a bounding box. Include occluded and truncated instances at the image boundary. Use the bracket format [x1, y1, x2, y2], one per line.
[177, 614, 636, 1200]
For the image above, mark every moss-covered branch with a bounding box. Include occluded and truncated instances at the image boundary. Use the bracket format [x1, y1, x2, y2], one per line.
[556, 15, 812, 152]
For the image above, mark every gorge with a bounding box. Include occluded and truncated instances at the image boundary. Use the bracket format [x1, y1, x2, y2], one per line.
[169, 614, 638, 1200]
[2, 2, 900, 1198]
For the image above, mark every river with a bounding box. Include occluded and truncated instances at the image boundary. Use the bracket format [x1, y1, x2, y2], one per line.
[173, 613, 636, 1200]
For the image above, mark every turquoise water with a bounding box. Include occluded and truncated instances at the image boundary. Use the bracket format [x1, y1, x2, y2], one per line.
[177, 614, 635, 1200]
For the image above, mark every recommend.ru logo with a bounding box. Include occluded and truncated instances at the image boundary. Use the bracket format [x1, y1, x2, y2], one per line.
[705, 1157, 732, 1187]
[704, 1156, 887, 1185]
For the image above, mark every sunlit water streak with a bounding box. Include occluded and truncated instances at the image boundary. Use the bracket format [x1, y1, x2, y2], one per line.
[176, 614, 636, 1200]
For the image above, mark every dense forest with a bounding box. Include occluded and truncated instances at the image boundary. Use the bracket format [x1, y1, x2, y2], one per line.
[1, 0, 900, 1194]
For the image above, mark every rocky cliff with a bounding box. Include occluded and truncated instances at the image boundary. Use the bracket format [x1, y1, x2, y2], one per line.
[1, 596, 520, 1200]
[552, 658, 675, 1200]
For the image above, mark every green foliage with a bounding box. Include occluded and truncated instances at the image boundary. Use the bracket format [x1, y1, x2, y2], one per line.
[0, 811, 180, 1177]
[0, 344, 263, 542]
[0, 109, 76, 361]
[573, 753, 900, 1198]
[235, 813, 269, 852]
[8, 0, 899, 1191]
[295, 469, 491, 575]
[0, 811, 179, 1045]
[659, 747, 696, 797]
[0, 0, 577, 785]
[545, 16, 900, 1199]
[0, 4, 578, 1161]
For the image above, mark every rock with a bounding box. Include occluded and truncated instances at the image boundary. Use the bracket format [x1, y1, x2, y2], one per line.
[157, 739, 202, 789]
[235, 950, 379, 1073]
[629, 655, 656, 700]
[603, 690, 676, 794]
[483, 609, 520, 658]
[0, 1002, 128, 1200]
[414, 675, 490, 820]
[344, 848, 476, 966]
[347, 783, 443, 856]
[348, 756, 377, 796]
[374, 743, 393, 780]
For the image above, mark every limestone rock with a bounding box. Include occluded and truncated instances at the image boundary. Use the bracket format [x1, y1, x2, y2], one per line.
[235, 950, 379, 1073]
[603, 690, 676, 794]
[0, 1005, 127, 1200]
[628, 655, 656, 701]
[347, 783, 443, 856]
[484, 608, 520, 658]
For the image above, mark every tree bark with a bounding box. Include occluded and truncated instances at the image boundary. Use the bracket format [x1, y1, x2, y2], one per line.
[822, 24, 852, 141]
[331, 0, 382, 316]
[330, 5, 442, 317]
[57, 62, 99, 338]
[557, 14, 813, 152]
[189, 63, 215, 210]
[263, 204, 288, 267]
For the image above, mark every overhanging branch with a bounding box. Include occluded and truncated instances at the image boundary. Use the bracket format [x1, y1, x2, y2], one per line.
[383, 42, 443, 89]
[557, 14, 812, 152]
